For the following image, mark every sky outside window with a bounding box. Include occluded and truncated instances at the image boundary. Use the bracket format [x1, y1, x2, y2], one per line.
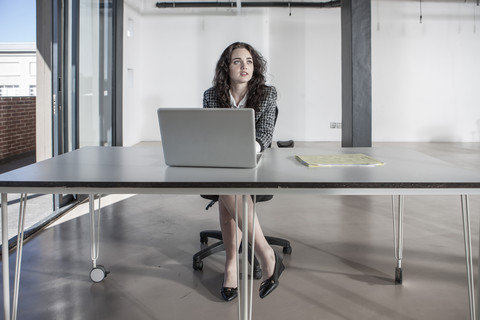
[0, 0, 36, 43]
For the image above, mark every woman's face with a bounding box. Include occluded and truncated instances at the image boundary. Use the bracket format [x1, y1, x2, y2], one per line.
[228, 48, 254, 86]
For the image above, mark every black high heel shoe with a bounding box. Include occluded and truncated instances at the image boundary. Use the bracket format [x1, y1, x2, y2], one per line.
[221, 286, 238, 302]
[259, 251, 285, 299]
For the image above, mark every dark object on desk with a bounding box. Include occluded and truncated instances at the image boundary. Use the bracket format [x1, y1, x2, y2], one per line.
[277, 140, 294, 148]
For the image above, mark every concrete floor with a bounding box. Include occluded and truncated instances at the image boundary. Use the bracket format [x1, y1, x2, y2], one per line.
[2, 142, 480, 320]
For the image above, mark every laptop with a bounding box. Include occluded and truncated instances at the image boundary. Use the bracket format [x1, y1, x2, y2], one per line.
[157, 108, 261, 168]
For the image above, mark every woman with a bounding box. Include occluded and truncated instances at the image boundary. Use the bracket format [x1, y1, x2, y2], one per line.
[203, 42, 285, 301]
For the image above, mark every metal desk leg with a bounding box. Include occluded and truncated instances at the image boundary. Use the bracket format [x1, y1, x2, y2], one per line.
[240, 195, 249, 320]
[236, 195, 255, 320]
[12, 194, 27, 320]
[392, 195, 404, 284]
[2, 193, 10, 320]
[240, 195, 253, 320]
[249, 196, 257, 320]
[460, 195, 475, 320]
[1, 193, 27, 320]
[89, 194, 109, 283]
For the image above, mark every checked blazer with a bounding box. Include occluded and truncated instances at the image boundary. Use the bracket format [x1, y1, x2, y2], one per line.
[202, 86, 277, 151]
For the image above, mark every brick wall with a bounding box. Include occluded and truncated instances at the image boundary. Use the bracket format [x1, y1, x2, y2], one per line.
[0, 97, 36, 161]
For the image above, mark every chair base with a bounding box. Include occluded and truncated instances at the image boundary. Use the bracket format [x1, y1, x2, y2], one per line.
[192, 230, 292, 280]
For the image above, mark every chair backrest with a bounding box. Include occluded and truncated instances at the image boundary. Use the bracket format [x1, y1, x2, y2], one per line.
[267, 107, 279, 149]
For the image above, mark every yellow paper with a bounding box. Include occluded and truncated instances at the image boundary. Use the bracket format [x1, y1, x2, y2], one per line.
[295, 154, 384, 167]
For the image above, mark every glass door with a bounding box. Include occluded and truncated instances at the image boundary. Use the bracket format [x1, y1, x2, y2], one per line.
[53, 0, 122, 209]
[79, 0, 114, 147]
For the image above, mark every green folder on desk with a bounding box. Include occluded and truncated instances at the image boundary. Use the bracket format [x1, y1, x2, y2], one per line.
[295, 154, 385, 167]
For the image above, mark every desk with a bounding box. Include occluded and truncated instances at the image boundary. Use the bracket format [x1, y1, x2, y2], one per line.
[1, 145, 480, 320]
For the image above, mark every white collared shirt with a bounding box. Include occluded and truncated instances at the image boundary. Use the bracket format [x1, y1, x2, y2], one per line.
[229, 91, 248, 109]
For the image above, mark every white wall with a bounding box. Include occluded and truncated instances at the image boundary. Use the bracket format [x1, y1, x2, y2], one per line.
[123, 5, 143, 145]
[123, 1, 480, 146]
[372, 1, 480, 142]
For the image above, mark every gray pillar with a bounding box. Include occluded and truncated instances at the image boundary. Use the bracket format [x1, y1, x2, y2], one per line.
[114, 0, 124, 146]
[341, 0, 372, 147]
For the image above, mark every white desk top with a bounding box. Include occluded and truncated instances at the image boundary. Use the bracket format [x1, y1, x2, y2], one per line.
[0, 145, 479, 195]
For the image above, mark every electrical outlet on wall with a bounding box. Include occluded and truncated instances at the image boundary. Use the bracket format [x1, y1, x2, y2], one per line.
[330, 122, 342, 129]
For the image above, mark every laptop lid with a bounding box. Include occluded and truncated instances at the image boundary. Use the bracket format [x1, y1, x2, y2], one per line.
[157, 108, 258, 168]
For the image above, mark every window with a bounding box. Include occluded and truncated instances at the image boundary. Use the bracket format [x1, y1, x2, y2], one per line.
[0, 85, 20, 97]
[29, 85, 36, 96]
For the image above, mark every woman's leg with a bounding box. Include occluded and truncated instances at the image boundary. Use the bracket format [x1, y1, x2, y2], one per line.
[218, 195, 275, 283]
[219, 199, 241, 288]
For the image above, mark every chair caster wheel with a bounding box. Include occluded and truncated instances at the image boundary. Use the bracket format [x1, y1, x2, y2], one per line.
[253, 268, 262, 280]
[90, 265, 109, 283]
[283, 246, 292, 254]
[200, 236, 208, 244]
[193, 260, 203, 271]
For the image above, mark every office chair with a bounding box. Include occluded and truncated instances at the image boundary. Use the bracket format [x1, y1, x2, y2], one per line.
[192, 107, 294, 279]
[192, 194, 292, 279]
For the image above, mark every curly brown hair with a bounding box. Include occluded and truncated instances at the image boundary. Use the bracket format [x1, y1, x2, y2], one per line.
[212, 42, 268, 112]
